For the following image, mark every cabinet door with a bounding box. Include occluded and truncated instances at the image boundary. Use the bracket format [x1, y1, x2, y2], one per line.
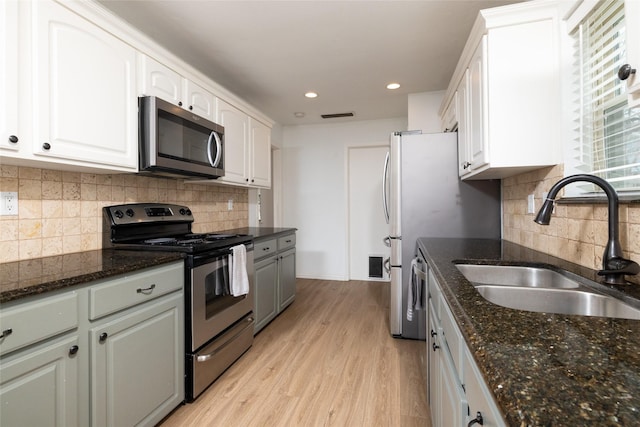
[217, 98, 248, 184]
[457, 70, 471, 176]
[624, 0, 640, 107]
[254, 256, 278, 333]
[464, 347, 506, 427]
[278, 248, 296, 310]
[90, 293, 184, 427]
[439, 348, 468, 427]
[32, 0, 137, 170]
[249, 118, 271, 188]
[183, 79, 215, 121]
[138, 54, 182, 105]
[427, 303, 440, 427]
[1, 0, 18, 152]
[0, 335, 79, 427]
[468, 36, 488, 171]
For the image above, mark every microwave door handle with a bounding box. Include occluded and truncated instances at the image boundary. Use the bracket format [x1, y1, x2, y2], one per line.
[382, 151, 390, 224]
[207, 131, 215, 167]
[211, 132, 222, 168]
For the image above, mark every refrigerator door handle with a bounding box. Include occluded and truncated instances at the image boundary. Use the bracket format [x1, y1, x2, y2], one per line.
[382, 151, 390, 224]
[383, 257, 391, 274]
[382, 236, 391, 247]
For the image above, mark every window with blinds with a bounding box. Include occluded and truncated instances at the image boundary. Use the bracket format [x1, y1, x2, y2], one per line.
[566, 0, 640, 195]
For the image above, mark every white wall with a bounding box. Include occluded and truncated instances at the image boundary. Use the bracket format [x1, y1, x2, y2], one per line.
[281, 118, 406, 280]
[408, 91, 445, 132]
[281, 91, 444, 280]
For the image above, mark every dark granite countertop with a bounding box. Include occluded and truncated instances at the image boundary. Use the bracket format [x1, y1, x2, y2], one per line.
[0, 250, 184, 304]
[222, 227, 297, 242]
[417, 238, 640, 426]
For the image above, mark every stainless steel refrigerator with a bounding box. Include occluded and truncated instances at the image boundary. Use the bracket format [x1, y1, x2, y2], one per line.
[382, 131, 501, 339]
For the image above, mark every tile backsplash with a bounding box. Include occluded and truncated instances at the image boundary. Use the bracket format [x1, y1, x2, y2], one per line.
[503, 165, 640, 285]
[0, 165, 248, 263]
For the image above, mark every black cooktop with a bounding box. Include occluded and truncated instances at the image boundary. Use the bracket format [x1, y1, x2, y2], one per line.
[103, 203, 253, 254]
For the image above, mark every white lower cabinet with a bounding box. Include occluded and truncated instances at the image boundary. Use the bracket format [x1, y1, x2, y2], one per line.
[427, 266, 505, 427]
[253, 233, 296, 334]
[0, 261, 184, 427]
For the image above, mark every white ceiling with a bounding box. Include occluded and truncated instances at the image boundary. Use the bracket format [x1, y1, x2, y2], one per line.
[98, 0, 524, 126]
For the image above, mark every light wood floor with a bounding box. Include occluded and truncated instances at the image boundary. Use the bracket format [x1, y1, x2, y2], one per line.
[160, 279, 430, 427]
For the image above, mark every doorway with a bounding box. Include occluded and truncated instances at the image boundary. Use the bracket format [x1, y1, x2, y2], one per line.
[347, 145, 390, 281]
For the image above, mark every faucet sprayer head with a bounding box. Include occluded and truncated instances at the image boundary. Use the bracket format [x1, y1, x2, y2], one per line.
[534, 199, 555, 225]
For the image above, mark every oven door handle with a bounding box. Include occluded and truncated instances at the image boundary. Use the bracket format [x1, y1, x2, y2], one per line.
[196, 316, 254, 362]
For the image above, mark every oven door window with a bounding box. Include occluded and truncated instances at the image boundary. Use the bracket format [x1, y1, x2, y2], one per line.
[203, 255, 243, 319]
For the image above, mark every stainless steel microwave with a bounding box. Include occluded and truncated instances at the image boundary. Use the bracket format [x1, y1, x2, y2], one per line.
[139, 96, 224, 179]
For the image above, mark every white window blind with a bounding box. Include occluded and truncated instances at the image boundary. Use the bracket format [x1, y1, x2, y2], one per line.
[566, 0, 640, 196]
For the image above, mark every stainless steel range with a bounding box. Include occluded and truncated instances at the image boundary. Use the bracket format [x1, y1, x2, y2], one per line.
[102, 203, 255, 402]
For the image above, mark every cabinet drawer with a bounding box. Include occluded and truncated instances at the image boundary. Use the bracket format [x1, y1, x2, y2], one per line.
[89, 262, 183, 320]
[0, 292, 78, 355]
[254, 238, 277, 260]
[277, 234, 296, 251]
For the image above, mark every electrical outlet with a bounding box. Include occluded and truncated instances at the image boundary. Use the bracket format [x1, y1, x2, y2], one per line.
[0, 192, 18, 216]
[228, 199, 233, 211]
[527, 194, 535, 214]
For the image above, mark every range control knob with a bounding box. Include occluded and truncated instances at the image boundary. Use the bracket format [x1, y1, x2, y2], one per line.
[179, 208, 187, 215]
[114, 210, 124, 219]
[185, 209, 192, 216]
[125, 209, 135, 217]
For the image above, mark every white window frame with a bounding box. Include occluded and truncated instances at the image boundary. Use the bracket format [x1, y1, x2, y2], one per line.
[563, 0, 640, 197]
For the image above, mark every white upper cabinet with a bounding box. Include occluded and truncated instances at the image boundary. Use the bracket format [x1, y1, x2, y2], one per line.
[216, 98, 248, 184]
[30, 0, 137, 171]
[138, 54, 216, 121]
[624, 0, 640, 107]
[249, 118, 271, 188]
[1, 0, 18, 152]
[440, 2, 562, 179]
[213, 98, 271, 188]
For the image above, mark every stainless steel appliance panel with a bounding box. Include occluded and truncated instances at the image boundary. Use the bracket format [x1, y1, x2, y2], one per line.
[139, 96, 224, 179]
[187, 314, 254, 401]
[385, 131, 501, 339]
[190, 247, 254, 350]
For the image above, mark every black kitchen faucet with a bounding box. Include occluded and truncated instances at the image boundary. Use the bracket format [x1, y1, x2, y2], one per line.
[534, 174, 640, 285]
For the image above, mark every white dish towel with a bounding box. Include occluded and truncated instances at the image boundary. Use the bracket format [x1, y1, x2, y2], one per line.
[230, 244, 250, 297]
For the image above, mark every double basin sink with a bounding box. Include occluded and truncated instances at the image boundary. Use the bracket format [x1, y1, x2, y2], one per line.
[455, 264, 640, 320]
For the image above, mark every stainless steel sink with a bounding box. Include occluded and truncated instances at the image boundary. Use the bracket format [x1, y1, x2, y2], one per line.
[474, 285, 640, 320]
[456, 264, 640, 320]
[455, 264, 580, 288]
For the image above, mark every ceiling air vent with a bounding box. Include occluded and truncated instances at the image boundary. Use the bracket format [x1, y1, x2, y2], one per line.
[321, 112, 355, 119]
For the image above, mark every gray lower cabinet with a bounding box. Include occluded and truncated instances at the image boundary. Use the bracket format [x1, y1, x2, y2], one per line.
[90, 293, 183, 427]
[254, 232, 296, 334]
[0, 334, 80, 427]
[0, 261, 184, 427]
[254, 255, 279, 332]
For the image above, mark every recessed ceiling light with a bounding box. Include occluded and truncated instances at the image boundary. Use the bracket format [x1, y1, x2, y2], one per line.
[305, 91, 318, 98]
[386, 83, 401, 90]
[294, 112, 305, 118]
